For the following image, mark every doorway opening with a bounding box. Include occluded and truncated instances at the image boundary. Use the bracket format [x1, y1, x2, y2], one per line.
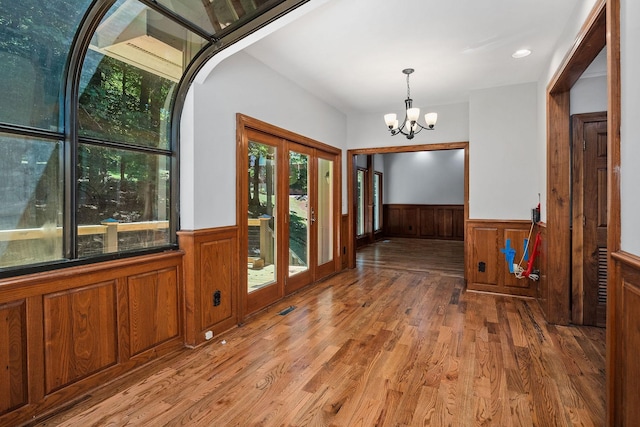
[544, 1, 610, 326]
[545, 1, 620, 421]
[346, 142, 469, 277]
[354, 154, 384, 248]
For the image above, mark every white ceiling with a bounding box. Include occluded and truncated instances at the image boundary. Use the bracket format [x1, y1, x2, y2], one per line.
[243, 0, 586, 115]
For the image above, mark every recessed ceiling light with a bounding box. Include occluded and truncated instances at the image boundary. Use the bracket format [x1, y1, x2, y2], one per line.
[512, 49, 532, 59]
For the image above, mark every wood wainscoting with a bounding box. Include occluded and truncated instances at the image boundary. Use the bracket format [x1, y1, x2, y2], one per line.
[341, 214, 349, 270]
[178, 227, 239, 347]
[610, 251, 640, 426]
[466, 220, 540, 297]
[535, 223, 552, 319]
[384, 204, 464, 240]
[0, 251, 184, 426]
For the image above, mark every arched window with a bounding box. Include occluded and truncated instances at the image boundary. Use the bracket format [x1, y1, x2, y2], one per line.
[0, 0, 306, 276]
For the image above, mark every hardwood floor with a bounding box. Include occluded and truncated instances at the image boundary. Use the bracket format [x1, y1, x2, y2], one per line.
[356, 238, 464, 276]
[33, 238, 604, 426]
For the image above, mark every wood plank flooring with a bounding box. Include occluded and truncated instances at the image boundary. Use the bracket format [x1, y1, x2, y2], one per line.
[34, 238, 605, 426]
[356, 238, 464, 276]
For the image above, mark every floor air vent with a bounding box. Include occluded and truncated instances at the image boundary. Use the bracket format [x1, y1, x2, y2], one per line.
[278, 306, 296, 316]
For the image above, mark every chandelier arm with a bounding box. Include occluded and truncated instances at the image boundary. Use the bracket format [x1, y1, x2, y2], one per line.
[413, 123, 426, 133]
[396, 114, 410, 135]
[390, 124, 409, 136]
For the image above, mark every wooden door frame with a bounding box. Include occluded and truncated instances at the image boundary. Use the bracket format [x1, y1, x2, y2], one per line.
[236, 114, 342, 320]
[358, 160, 386, 243]
[313, 149, 341, 280]
[544, 0, 620, 423]
[346, 142, 469, 275]
[354, 154, 377, 248]
[354, 164, 370, 248]
[238, 127, 286, 317]
[544, 0, 614, 325]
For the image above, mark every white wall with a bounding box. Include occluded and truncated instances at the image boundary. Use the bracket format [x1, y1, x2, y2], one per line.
[383, 150, 464, 205]
[373, 153, 384, 174]
[469, 83, 539, 219]
[347, 102, 469, 150]
[348, 85, 542, 221]
[355, 154, 367, 168]
[180, 51, 347, 230]
[621, 0, 640, 255]
[570, 76, 608, 115]
[570, 48, 607, 115]
[180, 88, 196, 229]
[179, 0, 623, 233]
[534, 0, 638, 255]
[536, 0, 600, 221]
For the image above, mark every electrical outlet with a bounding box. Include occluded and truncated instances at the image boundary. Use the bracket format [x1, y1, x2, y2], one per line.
[478, 262, 486, 272]
[213, 290, 221, 306]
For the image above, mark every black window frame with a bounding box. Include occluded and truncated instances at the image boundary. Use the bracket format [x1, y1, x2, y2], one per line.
[0, 0, 310, 279]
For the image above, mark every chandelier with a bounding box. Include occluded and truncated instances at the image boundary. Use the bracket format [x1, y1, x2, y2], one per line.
[384, 68, 437, 139]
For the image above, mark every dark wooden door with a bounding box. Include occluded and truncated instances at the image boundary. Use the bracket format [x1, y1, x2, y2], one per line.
[572, 112, 607, 327]
[583, 118, 607, 326]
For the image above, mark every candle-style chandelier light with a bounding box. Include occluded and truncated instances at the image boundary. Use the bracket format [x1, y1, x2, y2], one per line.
[383, 68, 437, 139]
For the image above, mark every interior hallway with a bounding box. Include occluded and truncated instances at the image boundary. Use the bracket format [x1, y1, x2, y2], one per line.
[35, 239, 604, 426]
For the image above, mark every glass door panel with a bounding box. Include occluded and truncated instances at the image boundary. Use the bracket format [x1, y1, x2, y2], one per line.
[288, 149, 310, 278]
[317, 157, 334, 266]
[356, 169, 365, 236]
[285, 143, 314, 294]
[373, 172, 381, 232]
[247, 140, 277, 293]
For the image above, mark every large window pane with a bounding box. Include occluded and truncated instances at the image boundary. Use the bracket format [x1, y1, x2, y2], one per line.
[0, 134, 63, 269]
[247, 141, 276, 292]
[288, 150, 309, 276]
[317, 158, 333, 265]
[373, 172, 381, 231]
[77, 144, 170, 258]
[0, 0, 302, 275]
[0, 0, 92, 130]
[79, 0, 207, 149]
[356, 169, 365, 236]
[154, 0, 276, 34]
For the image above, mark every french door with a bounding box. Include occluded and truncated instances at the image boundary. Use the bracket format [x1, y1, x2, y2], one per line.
[286, 144, 337, 292]
[243, 129, 282, 314]
[240, 125, 338, 317]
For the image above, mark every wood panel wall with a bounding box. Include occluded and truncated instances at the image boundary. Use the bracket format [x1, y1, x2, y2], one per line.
[341, 214, 349, 270]
[0, 252, 183, 426]
[0, 300, 27, 415]
[384, 204, 464, 240]
[178, 227, 238, 347]
[466, 220, 539, 297]
[536, 223, 548, 311]
[44, 282, 118, 394]
[610, 251, 640, 426]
